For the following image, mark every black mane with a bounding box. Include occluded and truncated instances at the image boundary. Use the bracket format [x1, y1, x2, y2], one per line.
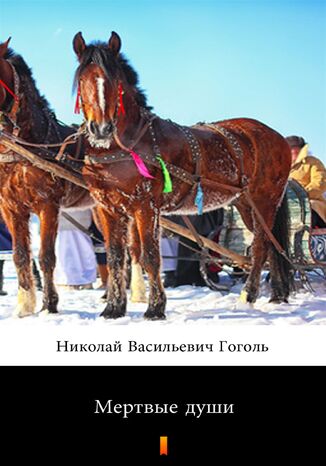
[74, 42, 151, 109]
[5, 48, 57, 121]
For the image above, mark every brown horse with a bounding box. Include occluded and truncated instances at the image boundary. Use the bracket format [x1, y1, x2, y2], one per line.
[72, 31, 292, 320]
[0, 38, 92, 317]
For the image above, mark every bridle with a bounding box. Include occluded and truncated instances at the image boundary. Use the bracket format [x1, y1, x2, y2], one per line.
[0, 61, 20, 139]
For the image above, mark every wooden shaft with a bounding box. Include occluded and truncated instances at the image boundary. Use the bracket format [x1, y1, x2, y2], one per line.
[0, 136, 87, 189]
[160, 217, 251, 268]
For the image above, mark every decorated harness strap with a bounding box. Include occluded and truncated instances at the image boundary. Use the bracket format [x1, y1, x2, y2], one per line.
[0, 63, 20, 136]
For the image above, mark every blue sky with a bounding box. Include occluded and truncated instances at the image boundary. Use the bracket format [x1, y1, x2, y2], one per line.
[1, 0, 326, 162]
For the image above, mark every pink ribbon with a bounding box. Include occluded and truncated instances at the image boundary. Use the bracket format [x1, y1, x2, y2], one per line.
[130, 150, 155, 179]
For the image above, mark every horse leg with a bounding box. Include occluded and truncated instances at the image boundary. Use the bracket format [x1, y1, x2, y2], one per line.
[1, 207, 36, 317]
[237, 196, 289, 304]
[135, 208, 166, 320]
[129, 220, 147, 303]
[267, 195, 291, 303]
[97, 207, 128, 319]
[236, 200, 271, 304]
[38, 206, 59, 313]
[268, 247, 288, 303]
[240, 221, 269, 303]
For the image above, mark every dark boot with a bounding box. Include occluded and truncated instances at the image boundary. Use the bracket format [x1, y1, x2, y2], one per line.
[0, 260, 8, 296]
[32, 260, 43, 291]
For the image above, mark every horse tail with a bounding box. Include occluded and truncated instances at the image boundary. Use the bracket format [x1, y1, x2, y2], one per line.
[270, 189, 293, 298]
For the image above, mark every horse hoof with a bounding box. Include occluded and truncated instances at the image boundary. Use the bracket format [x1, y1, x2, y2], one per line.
[144, 311, 166, 320]
[39, 308, 59, 315]
[100, 309, 126, 319]
[13, 308, 36, 318]
[239, 289, 257, 304]
[14, 288, 37, 317]
[269, 297, 288, 304]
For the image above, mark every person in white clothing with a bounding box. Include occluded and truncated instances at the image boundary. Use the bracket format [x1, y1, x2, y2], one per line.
[54, 209, 97, 289]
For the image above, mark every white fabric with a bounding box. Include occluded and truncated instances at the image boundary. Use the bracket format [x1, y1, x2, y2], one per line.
[54, 210, 97, 286]
[161, 237, 179, 272]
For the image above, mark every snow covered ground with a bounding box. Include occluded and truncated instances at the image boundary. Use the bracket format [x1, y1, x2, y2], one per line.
[1, 259, 326, 326]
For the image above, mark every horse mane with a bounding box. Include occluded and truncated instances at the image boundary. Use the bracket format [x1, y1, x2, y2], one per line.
[74, 42, 152, 110]
[5, 48, 58, 121]
[4, 48, 73, 141]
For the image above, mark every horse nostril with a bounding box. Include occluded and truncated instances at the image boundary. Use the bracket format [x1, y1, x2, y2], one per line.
[89, 120, 97, 135]
[102, 122, 113, 136]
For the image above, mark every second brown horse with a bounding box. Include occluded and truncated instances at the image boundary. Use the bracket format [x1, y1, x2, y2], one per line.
[0, 38, 92, 317]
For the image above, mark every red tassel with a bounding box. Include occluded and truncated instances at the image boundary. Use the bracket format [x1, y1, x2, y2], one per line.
[118, 82, 126, 116]
[74, 85, 81, 114]
[0, 78, 19, 101]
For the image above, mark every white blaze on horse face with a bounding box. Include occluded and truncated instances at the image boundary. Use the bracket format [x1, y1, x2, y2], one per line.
[96, 77, 106, 118]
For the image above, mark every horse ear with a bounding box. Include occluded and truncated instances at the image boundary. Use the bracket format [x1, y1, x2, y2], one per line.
[73, 32, 86, 60]
[108, 31, 121, 56]
[0, 37, 11, 58]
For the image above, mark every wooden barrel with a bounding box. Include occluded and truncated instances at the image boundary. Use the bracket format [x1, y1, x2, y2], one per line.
[219, 179, 326, 267]
[219, 204, 252, 260]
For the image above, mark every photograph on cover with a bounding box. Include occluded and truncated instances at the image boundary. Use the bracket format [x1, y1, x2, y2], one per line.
[0, 0, 325, 366]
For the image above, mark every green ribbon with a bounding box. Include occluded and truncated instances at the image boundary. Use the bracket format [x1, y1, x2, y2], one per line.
[156, 155, 173, 193]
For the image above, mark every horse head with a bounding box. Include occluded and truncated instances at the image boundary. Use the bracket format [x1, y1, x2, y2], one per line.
[73, 31, 125, 149]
